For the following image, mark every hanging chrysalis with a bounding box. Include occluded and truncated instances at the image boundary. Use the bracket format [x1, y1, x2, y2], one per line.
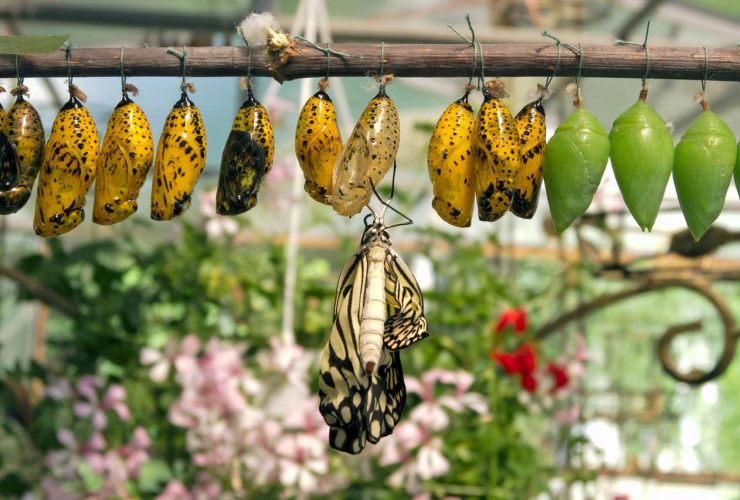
[0, 85, 45, 214]
[609, 87, 674, 232]
[542, 85, 610, 234]
[33, 84, 99, 237]
[510, 95, 546, 219]
[295, 78, 342, 205]
[93, 84, 154, 225]
[735, 140, 740, 198]
[216, 81, 275, 215]
[0, 86, 23, 215]
[673, 94, 737, 241]
[330, 77, 399, 217]
[427, 88, 476, 228]
[473, 80, 520, 222]
[151, 85, 207, 221]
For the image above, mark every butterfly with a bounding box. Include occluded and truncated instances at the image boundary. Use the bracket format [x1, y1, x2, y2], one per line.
[319, 179, 428, 454]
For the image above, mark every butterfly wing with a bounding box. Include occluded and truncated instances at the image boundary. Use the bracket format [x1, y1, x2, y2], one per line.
[383, 247, 429, 351]
[319, 253, 369, 454]
[365, 348, 406, 444]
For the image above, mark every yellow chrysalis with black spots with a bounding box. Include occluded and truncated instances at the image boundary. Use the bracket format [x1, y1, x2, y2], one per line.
[0, 101, 8, 131]
[473, 80, 520, 222]
[295, 79, 342, 205]
[427, 91, 476, 228]
[93, 91, 154, 225]
[0, 91, 46, 214]
[33, 88, 99, 237]
[510, 99, 546, 219]
[216, 87, 274, 215]
[330, 86, 399, 217]
[151, 92, 207, 221]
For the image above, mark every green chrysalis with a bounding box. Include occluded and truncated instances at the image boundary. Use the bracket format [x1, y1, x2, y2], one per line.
[735, 140, 740, 198]
[543, 100, 610, 234]
[609, 89, 674, 232]
[673, 100, 737, 241]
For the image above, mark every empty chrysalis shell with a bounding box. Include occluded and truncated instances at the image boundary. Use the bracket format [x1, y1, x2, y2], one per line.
[33, 89, 100, 237]
[216, 87, 275, 215]
[511, 98, 546, 219]
[542, 103, 610, 234]
[93, 90, 154, 225]
[330, 86, 399, 217]
[295, 79, 342, 205]
[673, 99, 737, 241]
[151, 91, 207, 221]
[427, 91, 475, 228]
[473, 80, 520, 222]
[609, 89, 674, 231]
[0, 92, 45, 214]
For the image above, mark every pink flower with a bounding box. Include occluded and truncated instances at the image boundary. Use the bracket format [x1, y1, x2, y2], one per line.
[274, 433, 328, 495]
[264, 94, 295, 125]
[199, 188, 239, 239]
[45, 378, 72, 400]
[157, 480, 191, 500]
[554, 405, 580, 425]
[74, 382, 130, 429]
[258, 337, 314, 389]
[102, 384, 131, 421]
[140, 340, 178, 382]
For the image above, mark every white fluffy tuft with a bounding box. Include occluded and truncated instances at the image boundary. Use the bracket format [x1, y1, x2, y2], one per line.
[238, 12, 281, 47]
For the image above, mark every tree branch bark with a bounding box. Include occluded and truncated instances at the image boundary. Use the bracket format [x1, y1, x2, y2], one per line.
[3, 43, 739, 81]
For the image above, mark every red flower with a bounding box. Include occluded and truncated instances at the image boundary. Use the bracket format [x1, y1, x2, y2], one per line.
[546, 363, 569, 393]
[491, 342, 538, 393]
[494, 307, 528, 334]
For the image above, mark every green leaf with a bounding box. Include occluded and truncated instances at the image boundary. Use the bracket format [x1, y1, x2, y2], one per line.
[0, 35, 70, 54]
[138, 459, 172, 493]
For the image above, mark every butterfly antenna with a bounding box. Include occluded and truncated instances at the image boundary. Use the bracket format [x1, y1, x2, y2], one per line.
[368, 178, 413, 230]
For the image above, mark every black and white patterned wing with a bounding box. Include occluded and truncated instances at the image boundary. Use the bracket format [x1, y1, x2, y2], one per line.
[365, 348, 406, 444]
[383, 247, 429, 351]
[319, 253, 369, 454]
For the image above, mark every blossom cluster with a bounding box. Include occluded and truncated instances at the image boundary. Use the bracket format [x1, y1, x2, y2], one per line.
[491, 307, 588, 424]
[142, 335, 341, 498]
[43, 376, 150, 499]
[378, 368, 489, 495]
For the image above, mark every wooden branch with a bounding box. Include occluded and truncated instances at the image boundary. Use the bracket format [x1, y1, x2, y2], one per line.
[595, 467, 740, 485]
[0, 264, 78, 319]
[2, 43, 739, 81]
